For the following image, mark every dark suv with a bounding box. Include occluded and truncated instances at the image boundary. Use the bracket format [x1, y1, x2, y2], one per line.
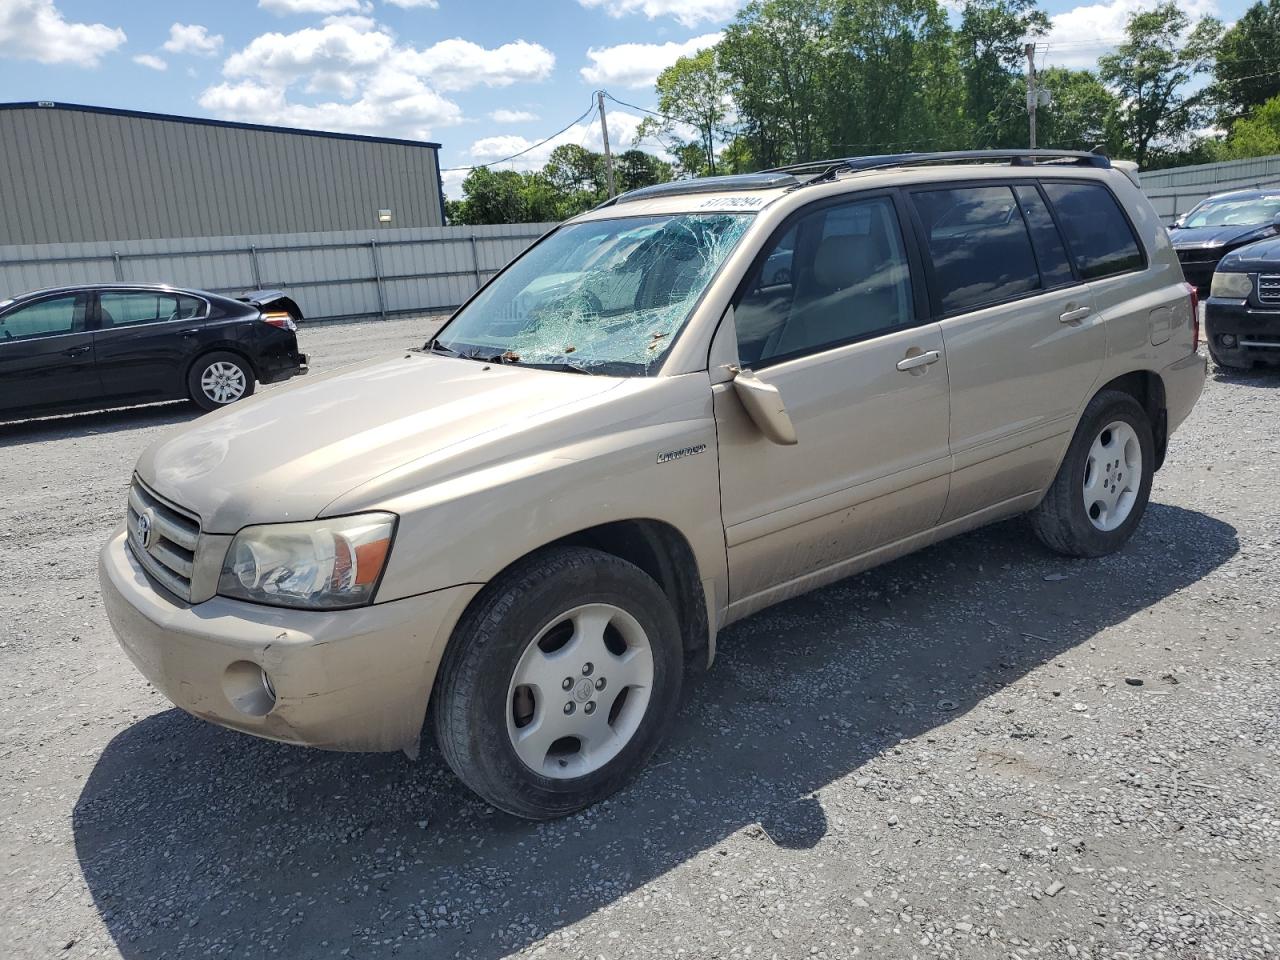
[1204, 235, 1280, 370]
[0, 283, 307, 420]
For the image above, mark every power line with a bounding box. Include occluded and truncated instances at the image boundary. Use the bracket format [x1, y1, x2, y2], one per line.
[439, 99, 598, 172]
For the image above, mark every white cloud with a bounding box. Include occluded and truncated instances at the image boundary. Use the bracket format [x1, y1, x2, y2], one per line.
[204, 17, 553, 141]
[384, 0, 439, 7]
[491, 109, 539, 123]
[163, 23, 224, 56]
[199, 78, 462, 139]
[1041, 0, 1219, 69]
[259, 0, 370, 14]
[577, 0, 742, 28]
[393, 39, 556, 92]
[132, 53, 168, 71]
[581, 32, 721, 88]
[0, 0, 125, 67]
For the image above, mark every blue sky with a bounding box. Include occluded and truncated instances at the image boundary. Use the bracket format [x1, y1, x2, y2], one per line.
[0, 0, 1251, 195]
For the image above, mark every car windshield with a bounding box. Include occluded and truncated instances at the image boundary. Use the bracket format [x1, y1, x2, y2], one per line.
[1182, 195, 1280, 228]
[435, 212, 754, 375]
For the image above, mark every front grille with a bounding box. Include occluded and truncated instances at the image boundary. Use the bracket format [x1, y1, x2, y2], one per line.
[1176, 248, 1213, 265]
[1259, 274, 1280, 304]
[126, 478, 201, 601]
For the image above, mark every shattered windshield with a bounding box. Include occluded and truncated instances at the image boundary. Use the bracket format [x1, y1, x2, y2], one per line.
[435, 213, 754, 375]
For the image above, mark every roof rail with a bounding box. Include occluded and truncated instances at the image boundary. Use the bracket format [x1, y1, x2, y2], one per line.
[599, 171, 802, 208]
[765, 149, 1111, 182]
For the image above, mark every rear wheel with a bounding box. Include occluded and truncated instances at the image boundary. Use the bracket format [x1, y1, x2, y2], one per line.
[188, 351, 255, 411]
[1030, 390, 1154, 558]
[432, 546, 683, 819]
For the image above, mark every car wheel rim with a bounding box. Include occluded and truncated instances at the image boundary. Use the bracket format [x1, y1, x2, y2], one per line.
[506, 602, 654, 780]
[1083, 419, 1141, 532]
[200, 361, 246, 405]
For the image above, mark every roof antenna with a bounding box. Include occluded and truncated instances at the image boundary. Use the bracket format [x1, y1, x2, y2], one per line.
[1089, 144, 1110, 158]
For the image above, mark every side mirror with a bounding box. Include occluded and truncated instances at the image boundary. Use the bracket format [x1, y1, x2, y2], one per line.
[1272, 212, 1280, 228]
[732, 368, 798, 445]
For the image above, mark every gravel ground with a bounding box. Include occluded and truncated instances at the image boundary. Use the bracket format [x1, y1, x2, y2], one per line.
[1, 316, 1277, 959]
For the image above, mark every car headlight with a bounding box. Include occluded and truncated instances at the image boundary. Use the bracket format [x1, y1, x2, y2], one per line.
[1210, 271, 1253, 299]
[218, 513, 397, 609]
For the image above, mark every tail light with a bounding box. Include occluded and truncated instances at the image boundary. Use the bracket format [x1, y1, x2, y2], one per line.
[1185, 282, 1199, 350]
[260, 310, 297, 332]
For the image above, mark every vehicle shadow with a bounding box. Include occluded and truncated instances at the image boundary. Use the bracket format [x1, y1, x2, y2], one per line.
[0, 402, 196, 444]
[73, 503, 1236, 959]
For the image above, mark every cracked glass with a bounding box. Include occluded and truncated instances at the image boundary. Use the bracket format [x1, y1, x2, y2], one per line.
[436, 213, 754, 376]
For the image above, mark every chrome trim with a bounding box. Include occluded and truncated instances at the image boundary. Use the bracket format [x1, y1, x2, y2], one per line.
[126, 477, 202, 602]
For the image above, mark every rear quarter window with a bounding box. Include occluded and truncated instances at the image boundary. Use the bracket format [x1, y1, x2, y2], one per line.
[1042, 181, 1144, 280]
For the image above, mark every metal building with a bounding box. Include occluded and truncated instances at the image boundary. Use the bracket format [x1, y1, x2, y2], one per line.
[0, 101, 445, 246]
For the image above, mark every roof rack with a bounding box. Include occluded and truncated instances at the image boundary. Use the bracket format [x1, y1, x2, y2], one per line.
[766, 149, 1111, 183]
[600, 171, 802, 208]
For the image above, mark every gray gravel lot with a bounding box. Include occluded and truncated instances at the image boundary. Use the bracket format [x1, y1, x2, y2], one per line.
[2, 316, 1277, 959]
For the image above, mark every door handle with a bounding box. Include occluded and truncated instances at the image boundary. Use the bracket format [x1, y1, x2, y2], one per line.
[896, 350, 940, 371]
[180, 328, 202, 336]
[63, 345, 91, 358]
[1060, 305, 1092, 324]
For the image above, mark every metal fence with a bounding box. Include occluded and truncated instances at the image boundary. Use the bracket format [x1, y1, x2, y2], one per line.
[0, 223, 556, 322]
[1139, 154, 1280, 223]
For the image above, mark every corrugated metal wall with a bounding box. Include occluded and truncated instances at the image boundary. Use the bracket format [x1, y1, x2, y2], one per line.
[0, 223, 554, 322]
[1139, 154, 1280, 223]
[0, 104, 444, 245]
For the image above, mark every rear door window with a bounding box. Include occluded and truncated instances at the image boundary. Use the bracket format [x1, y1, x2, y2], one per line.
[98, 291, 183, 327]
[1042, 181, 1144, 280]
[911, 185, 1041, 313]
[1013, 185, 1074, 288]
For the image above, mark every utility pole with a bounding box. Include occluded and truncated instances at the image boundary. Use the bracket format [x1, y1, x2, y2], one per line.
[1025, 42, 1038, 149]
[597, 90, 617, 198]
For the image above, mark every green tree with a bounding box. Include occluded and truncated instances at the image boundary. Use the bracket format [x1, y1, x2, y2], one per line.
[1211, 0, 1280, 124]
[614, 149, 673, 192]
[1213, 92, 1280, 158]
[957, 0, 1048, 147]
[640, 46, 731, 174]
[1098, 2, 1222, 168]
[719, 0, 832, 166]
[1034, 68, 1120, 151]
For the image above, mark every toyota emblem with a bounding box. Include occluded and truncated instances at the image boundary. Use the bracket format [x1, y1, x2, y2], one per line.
[134, 510, 154, 550]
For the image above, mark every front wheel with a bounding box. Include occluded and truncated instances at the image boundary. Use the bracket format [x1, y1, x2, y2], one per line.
[188, 352, 256, 411]
[432, 546, 683, 819]
[1030, 390, 1154, 558]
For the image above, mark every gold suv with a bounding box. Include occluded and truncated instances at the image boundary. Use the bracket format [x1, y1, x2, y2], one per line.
[100, 150, 1206, 819]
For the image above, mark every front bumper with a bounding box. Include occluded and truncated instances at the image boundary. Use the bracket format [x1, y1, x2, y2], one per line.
[1205, 299, 1280, 366]
[99, 527, 479, 753]
[1175, 250, 1222, 293]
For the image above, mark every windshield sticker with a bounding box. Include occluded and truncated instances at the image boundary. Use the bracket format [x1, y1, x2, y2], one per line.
[657, 443, 707, 464]
[699, 196, 768, 209]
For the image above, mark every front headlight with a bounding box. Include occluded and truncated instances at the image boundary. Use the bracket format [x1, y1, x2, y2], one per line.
[1210, 271, 1253, 299]
[218, 513, 397, 609]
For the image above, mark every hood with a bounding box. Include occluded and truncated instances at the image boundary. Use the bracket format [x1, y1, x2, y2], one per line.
[1168, 223, 1276, 249]
[1219, 235, 1280, 272]
[137, 354, 624, 533]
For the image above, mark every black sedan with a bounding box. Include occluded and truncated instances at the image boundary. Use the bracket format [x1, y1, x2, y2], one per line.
[1204, 235, 1280, 371]
[1168, 188, 1280, 293]
[0, 283, 307, 420]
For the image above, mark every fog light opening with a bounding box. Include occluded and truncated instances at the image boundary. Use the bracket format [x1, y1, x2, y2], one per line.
[223, 660, 277, 717]
[1220, 333, 1238, 348]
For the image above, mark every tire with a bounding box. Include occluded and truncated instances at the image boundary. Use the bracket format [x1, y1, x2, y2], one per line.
[432, 546, 683, 820]
[1030, 390, 1154, 558]
[188, 351, 256, 411]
